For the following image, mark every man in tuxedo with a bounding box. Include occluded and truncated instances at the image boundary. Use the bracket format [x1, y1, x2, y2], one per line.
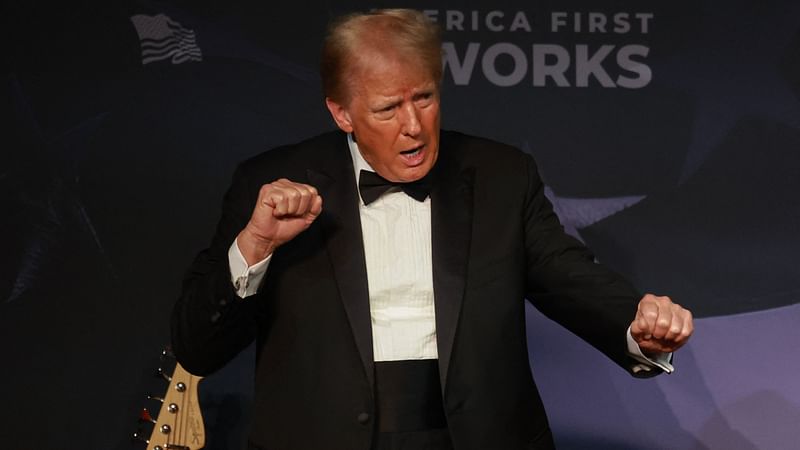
[172, 9, 693, 450]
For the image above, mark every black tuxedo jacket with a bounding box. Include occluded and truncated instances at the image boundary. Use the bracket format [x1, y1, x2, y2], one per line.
[172, 130, 650, 450]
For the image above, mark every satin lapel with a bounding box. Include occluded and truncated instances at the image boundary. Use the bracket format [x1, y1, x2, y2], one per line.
[430, 150, 475, 392]
[307, 159, 375, 390]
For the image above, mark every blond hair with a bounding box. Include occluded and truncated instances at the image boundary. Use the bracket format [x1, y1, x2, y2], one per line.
[320, 9, 443, 103]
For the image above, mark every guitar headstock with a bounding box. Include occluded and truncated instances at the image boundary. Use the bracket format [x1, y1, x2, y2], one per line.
[133, 348, 205, 450]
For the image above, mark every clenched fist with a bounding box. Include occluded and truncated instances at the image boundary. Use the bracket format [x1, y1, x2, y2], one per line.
[630, 294, 694, 355]
[237, 178, 323, 265]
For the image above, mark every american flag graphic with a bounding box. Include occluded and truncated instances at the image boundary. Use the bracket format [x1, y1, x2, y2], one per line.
[130, 14, 202, 65]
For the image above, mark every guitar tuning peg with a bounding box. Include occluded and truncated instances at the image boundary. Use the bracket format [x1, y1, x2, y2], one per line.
[139, 408, 157, 424]
[147, 394, 165, 403]
[161, 346, 175, 359]
[156, 367, 172, 382]
[131, 429, 149, 444]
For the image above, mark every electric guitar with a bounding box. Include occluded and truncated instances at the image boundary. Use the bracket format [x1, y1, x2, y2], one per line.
[133, 349, 205, 450]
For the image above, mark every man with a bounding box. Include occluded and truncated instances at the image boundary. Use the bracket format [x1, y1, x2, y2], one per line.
[172, 9, 693, 450]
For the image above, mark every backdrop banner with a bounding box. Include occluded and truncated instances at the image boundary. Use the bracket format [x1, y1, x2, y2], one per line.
[4, 1, 799, 449]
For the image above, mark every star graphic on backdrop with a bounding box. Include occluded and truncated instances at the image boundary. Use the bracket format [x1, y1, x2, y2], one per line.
[517, 141, 648, 241]
[544, 186, 646, 242]
[653, 3, 800, 183]
[5, 75, 112, 303]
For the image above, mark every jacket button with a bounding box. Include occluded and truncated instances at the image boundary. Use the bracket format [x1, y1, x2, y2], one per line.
[357, 413, 370, 424]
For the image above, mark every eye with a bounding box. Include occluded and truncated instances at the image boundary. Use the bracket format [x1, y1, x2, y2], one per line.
[414, 92, 435, 106]
[373, 104, 396, 120]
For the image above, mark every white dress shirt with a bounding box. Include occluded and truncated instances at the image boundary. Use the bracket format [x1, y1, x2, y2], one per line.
[348, 134, 438, 361]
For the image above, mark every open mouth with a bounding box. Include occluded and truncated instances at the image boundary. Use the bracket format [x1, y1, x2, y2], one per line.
[400, 145, 423, 156]
[399, 145, 426, 167]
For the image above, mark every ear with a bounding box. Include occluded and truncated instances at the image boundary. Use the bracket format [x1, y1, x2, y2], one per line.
[325, 97, 354, 133]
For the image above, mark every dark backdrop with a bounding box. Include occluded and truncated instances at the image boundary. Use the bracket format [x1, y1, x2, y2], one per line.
[3, 1, 799, 449]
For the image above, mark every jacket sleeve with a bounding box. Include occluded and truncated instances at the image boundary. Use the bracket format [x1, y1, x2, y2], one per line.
[171, 163, 260, 376]
[520, 153, 660, 377]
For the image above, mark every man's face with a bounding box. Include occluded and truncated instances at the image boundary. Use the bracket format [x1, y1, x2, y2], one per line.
[326, 53, 440, 182]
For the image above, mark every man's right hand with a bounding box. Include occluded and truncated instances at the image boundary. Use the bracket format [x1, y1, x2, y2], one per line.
[236, 178, 323, 265]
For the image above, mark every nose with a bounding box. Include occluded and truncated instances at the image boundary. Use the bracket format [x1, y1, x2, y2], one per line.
[399, 103, 421, 137]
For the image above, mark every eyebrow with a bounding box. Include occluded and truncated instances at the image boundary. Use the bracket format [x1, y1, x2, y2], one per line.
[371, 97, 401, 111]
[370, 85, 437, 111]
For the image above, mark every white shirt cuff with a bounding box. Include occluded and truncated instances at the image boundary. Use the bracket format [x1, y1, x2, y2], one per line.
[228, 237, 271, 298]
[626, 326, 674, 374]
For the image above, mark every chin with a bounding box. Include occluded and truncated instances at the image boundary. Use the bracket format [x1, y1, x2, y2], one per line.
[396, 163, 426, 179]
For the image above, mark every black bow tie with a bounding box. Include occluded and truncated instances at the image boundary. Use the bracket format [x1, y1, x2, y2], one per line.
[358, 170, 431, 205]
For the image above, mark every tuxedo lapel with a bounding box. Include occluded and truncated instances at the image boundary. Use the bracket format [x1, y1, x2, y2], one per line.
[430, 139, 475, 392]
[307, 142, 375, 390]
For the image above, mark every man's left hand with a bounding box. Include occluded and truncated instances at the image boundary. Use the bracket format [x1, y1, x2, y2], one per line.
[630, 294, 694, 354]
